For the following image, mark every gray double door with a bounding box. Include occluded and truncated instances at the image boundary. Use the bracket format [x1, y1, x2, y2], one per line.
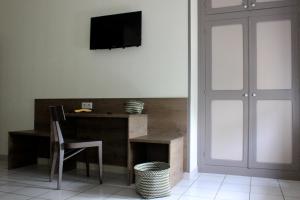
[204, 9, 299, 170]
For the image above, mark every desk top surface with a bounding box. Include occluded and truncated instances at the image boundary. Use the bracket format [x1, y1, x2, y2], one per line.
[130, 133, 183, 144]
[9, 130, 49, 137]
[10, 130, 183, 145]
[65, 113, 147, 118]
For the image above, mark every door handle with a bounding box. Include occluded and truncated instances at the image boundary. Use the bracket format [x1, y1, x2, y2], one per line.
[252, 93, 257, 97]
[243, 93, 249, 97]
[250, 0, 256, 7]
[242, 0, 248, 8]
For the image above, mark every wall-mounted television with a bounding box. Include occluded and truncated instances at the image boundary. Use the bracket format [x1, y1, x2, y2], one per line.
[90, 11, 142, 50]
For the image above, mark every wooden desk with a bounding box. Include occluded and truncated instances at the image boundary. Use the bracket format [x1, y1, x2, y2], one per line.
[129, 134, 184, 186]
[65, 113, 148, 184]
[64, 112, 148, 141]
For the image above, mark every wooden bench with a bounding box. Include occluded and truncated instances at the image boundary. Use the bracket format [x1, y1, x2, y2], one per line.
[129, 133, 184, 186]
[8, 130, 49, 169]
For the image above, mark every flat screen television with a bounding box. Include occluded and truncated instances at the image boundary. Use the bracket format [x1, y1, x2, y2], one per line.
[90, 11, 142, 50]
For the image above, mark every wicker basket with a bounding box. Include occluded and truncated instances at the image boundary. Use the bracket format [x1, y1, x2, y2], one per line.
[134, 162, 171, 199]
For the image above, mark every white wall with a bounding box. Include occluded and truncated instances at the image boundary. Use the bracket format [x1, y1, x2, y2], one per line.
[0, 0, 188, 155]
[188, 0, 198, 172]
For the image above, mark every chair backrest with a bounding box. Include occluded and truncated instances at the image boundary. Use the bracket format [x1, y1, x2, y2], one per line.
[49, 105, 66, 145]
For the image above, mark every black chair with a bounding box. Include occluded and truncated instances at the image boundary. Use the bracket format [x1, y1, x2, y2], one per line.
[49, 105, 103, 189]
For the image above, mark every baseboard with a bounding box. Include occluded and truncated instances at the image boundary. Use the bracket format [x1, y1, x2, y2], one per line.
[188, 166, 199, 175]
[199, 164, 300, 180]
[183, 167, 199, 179]
[0, 155, 8, 161]
[37, 158, 127, 174]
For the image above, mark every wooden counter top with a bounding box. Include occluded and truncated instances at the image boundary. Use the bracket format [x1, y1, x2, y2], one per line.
[130, 133, 183, 144]
[65, 113, 147, 119]
[9, 130, 49, 137]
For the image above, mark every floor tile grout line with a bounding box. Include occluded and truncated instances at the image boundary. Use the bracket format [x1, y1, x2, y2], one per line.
[61, 185, 97, 200]
[103, 189, 125, 200]
[0, 189, 43, 198]
[177, 173, 201, 200]
[249, 176, 252, 200]
[4, 183, 76, 198]
[0, 190, 44, 199]
[278, 179, 286, 200]
[63, 184, 125, 200]
[28, 196, 47, 200]
[212, 174, 226, 200]
[64, 181, 139, 200]
[0, 179, 53, 189]
[6, 175, 125, 199]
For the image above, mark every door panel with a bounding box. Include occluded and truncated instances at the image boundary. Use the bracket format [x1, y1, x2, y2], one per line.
[256, 100, 293, 164]
[206, 18, 249, 93]
[205, 18, 249, 167]
[211, 0, 244, 8]
[212, 24, 244, 90]
[211, 100, 244, 161]
[205, 0, 248, 14]
[249, 13, 298, 170]
[256, 20, 292, 90]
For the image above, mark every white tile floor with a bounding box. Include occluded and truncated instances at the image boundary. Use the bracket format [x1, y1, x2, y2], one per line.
[0, 160, 299, 200]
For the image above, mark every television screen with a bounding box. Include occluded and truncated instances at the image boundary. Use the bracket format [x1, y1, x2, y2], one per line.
[90, 11, 142, 50]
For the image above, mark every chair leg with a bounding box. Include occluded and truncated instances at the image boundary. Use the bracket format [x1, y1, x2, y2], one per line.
[57, 149, 64, 190]
[85, 150, 90, 177]
[50, 148, 58, 182]
[98, 143, 103, 184]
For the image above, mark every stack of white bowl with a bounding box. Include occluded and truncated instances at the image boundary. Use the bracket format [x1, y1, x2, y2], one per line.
[125, 100, 144, 114]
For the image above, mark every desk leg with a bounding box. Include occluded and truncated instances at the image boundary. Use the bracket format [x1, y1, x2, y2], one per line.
[128, 142, 133, 185]
[8, 135, 38, 169]
[128, 170, 132, 186]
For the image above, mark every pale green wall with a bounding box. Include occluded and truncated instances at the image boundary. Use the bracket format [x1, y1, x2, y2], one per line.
[0, 0, 188, 155]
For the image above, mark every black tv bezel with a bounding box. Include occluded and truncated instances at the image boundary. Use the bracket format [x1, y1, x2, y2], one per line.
[90, 11, 142, 50]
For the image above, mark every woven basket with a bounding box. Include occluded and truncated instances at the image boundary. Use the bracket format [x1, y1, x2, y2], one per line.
[134, 162, 171, 199]
[124, 100, 144, 114]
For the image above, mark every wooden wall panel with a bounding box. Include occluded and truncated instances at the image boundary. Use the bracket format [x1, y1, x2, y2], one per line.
[34, 98, 188, 170]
